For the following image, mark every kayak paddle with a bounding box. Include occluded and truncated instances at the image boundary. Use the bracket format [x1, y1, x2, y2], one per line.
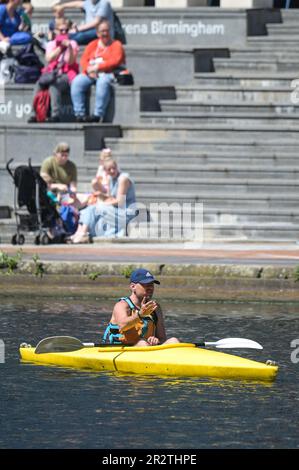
[34, 335, 263, 354]
[195, 338, 263, 349]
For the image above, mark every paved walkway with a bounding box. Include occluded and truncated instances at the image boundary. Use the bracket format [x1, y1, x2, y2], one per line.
[2, 241, 299, 266]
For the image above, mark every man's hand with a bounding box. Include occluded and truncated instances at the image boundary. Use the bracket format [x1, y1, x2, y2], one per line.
[147, 336, 160, 346]
[139, 299, 158, 318]
[69, 23, 79, 34]
[87, 65, 99, 75]
[55, 183, 68, 192]
[61, 39, 71, 48]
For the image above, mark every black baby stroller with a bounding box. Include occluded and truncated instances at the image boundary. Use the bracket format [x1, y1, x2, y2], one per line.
[6, 158, 66, 245]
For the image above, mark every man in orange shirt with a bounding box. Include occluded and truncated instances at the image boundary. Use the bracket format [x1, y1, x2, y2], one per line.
[70, 18, 125, 122]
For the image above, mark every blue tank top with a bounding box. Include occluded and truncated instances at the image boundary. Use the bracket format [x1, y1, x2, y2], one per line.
[109, 172, 136, 216]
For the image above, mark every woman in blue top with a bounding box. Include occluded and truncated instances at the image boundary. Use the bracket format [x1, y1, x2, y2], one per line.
[0, 0, 32, 46]
[69, 158, 137, 243]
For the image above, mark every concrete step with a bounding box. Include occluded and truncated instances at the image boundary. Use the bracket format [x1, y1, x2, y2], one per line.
[84, 149, 299, 161]
[194, 73, 295, 87]
[159, 101, 298, 114]
[128, 221, 299, 243]
[202, 223, 299, 242]
[120, 124, 299, 141]
[0, 123, 121, 163]
[248, 35, 299, 42]
[82, 162, 299, 179]
[130, 178, 299, 194]
[0, 84, 139, 125]
[175, 86, 293, 104]
[1, 219, 297, 244]
[281, 10, 299, 22]
[140, 111, 299, 126]
[128, 192, 299, 210]
[214, 58, 299, 73]
[230, 50, 299, 61]
[105, 138, 299, 153]
[203, 210, 299, 225]
[79, 181, 299, 196]
[126, 46, 194, 86]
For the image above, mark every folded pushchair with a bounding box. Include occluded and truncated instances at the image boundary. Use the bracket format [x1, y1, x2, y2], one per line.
[6, 158, 66, 245]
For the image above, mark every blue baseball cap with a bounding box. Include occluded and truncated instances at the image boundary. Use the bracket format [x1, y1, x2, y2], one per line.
[130, 268, 160, 285]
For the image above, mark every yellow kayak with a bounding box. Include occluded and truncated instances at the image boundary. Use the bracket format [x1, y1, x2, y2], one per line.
[19, 342, 278, 381]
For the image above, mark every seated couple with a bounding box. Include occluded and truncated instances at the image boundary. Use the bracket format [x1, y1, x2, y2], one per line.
[29, 17, 125, 123]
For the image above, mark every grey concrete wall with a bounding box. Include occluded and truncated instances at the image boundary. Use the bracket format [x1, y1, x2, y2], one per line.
[31, 8, 247, 48]
[0, 85, 140, 125]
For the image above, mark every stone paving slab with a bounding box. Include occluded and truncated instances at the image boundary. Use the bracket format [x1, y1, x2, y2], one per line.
[1, 242, 299, 267]
[1, 242, 299, 302]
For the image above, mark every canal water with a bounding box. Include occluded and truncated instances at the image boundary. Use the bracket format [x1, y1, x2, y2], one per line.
[0, 298, 298, 449]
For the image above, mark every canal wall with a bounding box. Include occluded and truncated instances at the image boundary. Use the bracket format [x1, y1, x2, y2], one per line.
[1, 261, 299, 302]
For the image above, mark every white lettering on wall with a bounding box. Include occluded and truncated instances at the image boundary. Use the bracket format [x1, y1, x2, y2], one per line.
[123, 21, 225, 38]
[0, 101, 32, 118]
[0, 101, 74, 119]
[32, 20, 225, 39]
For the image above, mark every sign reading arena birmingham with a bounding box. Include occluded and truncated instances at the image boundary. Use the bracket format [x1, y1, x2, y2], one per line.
[118, 11, 247, 47]
[123, 20, 225, 39]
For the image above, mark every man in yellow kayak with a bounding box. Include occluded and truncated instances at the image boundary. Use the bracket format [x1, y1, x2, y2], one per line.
[103, 268, 180, 347]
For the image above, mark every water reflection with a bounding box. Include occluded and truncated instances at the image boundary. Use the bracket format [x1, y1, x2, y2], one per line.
[0, 298, 298, 448]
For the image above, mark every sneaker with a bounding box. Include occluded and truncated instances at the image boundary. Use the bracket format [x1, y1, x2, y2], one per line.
[85, 115, 103, 123]
[46, 116, 60, 123]
[75, 115, 87, 123]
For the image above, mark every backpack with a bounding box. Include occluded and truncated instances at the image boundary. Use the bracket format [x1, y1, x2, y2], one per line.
[113, 12, 126, 45]
[14, 43, 43, 84]
[59, 205, 78, 235]
[33, 89, 51, 122]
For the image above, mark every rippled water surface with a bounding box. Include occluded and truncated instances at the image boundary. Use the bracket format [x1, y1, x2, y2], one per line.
[0, 299, 298, 449]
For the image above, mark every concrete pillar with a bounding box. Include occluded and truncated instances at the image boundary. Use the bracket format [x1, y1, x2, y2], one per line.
[220, 0, 273, 7]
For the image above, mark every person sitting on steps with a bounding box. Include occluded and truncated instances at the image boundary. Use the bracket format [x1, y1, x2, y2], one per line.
[70, 18, 125, 123]
[28, 18, 79, 123]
